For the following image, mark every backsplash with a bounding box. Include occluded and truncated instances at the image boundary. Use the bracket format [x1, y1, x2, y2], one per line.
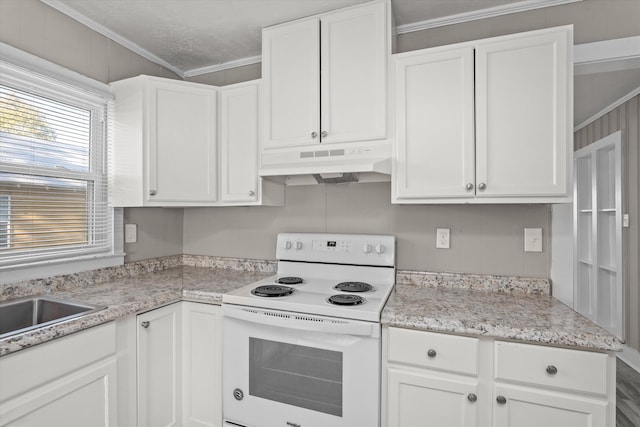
[2, 255, 549, 301]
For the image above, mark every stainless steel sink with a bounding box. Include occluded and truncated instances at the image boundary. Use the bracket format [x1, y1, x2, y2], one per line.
[0, 296, 106, 339]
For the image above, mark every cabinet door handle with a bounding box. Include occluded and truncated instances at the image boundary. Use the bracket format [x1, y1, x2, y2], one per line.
[465, 183, 474, 191]
[149, 189, 157, 196]
[321, 131, 328, 138]
[477, 183, 487, 191]
[546, 365, 558, 375]
[467, 393, 477, 403]
[248, 190, 255, 196]
[427, 349, 436, 358]
[141, 321, 150, 328]
[311, 131, 318, 138]
[496, 395, 507, 405]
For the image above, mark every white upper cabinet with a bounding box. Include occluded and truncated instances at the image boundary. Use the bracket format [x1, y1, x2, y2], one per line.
[111, 76, 218, 207]
[475, 30, 571, 199]
[393, 26, 573, 204]
[219, 81, 284, 205]
[262, 0, 389, 149]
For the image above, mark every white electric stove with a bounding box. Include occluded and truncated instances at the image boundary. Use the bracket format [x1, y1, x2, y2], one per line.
[222, 233, 396, 427]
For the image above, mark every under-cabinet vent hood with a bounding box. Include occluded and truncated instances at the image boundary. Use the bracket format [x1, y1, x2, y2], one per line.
[259, 142, 391, 186]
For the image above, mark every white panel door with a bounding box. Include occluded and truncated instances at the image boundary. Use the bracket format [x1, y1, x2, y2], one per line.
[320, 1, 387, 144]
[262, 18, 320, 149]
[138, 303, 183, 427]
[147, 80, 218, 203]
[182, 303, 222, 427]
[493, 385, 608, 427]
[387, 368, 479, 427]
[475, 29, 571, 198]
[220, 81, 259, 203]
[393, 46, 475, 200]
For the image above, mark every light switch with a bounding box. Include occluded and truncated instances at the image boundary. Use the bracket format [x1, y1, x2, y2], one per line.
[125, 223, 137, 243]
[436, 228, 450, 249]
[524, 228, 542, 252]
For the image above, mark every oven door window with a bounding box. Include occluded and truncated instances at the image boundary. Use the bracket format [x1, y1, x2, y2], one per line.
[249, 337, 343, 417]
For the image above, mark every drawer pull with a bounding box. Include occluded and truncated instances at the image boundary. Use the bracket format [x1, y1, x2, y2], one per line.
[141, 321, 150, 329]
[467, 393, 477, 403]
[427, 349, 437, 358]
[496, 395, 507, 405]
[546, 365, 558, 375]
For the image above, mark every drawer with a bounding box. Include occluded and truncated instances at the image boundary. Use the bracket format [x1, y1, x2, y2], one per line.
[494, 341, 608, 395]
[387, 327, 478, 375]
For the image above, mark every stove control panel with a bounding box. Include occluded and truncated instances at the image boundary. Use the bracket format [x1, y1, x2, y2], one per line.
[277, 233, 395, 267]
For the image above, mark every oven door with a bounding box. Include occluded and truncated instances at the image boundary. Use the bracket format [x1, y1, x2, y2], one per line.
[222, 305, 381, 427]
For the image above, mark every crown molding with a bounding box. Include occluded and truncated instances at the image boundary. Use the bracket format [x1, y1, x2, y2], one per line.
[41, 0, 185, 78]
[396, 0, 582, 34]
[574, 86, 640, 132]
[574, 35, 640, 75]
[183, 55, 262, 78]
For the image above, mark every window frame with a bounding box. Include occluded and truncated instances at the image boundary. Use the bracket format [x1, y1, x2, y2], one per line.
[0, 43, 124, 283]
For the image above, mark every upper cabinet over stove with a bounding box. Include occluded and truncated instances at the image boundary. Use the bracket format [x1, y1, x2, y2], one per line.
[261, 0, 391, 149]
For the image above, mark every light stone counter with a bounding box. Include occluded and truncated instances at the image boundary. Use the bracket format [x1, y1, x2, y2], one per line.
[0, 257, 275, 356]
[383, 279, 623, 352]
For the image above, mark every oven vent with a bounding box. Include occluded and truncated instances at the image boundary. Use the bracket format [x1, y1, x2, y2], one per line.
[241, 307, 349, 325]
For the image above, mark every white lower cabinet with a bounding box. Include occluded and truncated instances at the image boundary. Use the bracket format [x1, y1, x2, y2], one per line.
[182, 302, 222, 427]
[382, 326, 616, 427]
[0, 323, 118, 427]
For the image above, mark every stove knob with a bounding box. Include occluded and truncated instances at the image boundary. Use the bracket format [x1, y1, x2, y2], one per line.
[295, 241, 303, 250]
[363, 244, 372, 254]
[283, 240, 292, 250]
[375, 244, 385, 254]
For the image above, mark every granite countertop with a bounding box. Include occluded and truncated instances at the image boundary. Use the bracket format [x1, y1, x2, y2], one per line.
[0, 265, 273, 356]
[1, 256, 623, 357]
[382, 282, 623, 352]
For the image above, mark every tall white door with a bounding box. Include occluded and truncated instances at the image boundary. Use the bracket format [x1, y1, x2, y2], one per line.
[393, 46, 475, 200]
[220, 81, 259, 203]
[574, 131, 624, 338]
[261, 18, 320, 149]
[475, 29, 571, 198]
[320, 1, 387, 144]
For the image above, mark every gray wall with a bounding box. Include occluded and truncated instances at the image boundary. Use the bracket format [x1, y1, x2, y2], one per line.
[184, 184, 550, 275]
[574, 95, 640, 352]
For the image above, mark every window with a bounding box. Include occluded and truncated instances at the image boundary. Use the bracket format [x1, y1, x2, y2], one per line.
[0, 50, 122, 280]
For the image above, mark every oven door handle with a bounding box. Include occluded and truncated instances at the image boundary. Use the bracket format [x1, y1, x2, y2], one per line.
[223, 305, 380, 338]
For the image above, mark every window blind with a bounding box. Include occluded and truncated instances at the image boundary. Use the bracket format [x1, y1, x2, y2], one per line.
[0, 76, 111, 267]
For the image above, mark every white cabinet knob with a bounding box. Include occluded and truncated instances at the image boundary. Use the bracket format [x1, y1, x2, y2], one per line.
[363, 244, 372, 254]
[375, 244, 385, 254]
[295, 241, 303, 250]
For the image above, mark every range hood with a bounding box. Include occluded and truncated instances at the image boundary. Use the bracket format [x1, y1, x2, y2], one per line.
[259, 141, 391, 186]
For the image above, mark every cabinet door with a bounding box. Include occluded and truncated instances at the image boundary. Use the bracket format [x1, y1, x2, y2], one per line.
[393, 46, 475, 200]
[387, 368, 478, 427]
[320, 1, 387, 144]
[182, 303, 222, 427]
[138, 303, 183, 427]
[220, 82, 259, 203]
[475, 29, 571, 198]
[493, 384, 608, 427]
[262, 18, 320, 149]
[147, 80, 218, 203]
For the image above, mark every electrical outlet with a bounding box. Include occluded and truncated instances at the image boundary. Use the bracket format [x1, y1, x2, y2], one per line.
[524, 228, 542, 252]
[125, 223, 137, 243]
[436, 228, 450, 249]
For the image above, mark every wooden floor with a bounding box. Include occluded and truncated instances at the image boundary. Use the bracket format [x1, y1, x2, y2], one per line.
[617, 358, 640, 427]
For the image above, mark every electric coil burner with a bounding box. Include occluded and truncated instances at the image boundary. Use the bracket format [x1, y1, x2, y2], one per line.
[334, 281, 373, 292]
[250, 285, 295, 297]
[275, 276, 304, 285]
[327, 294, 366, 306]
